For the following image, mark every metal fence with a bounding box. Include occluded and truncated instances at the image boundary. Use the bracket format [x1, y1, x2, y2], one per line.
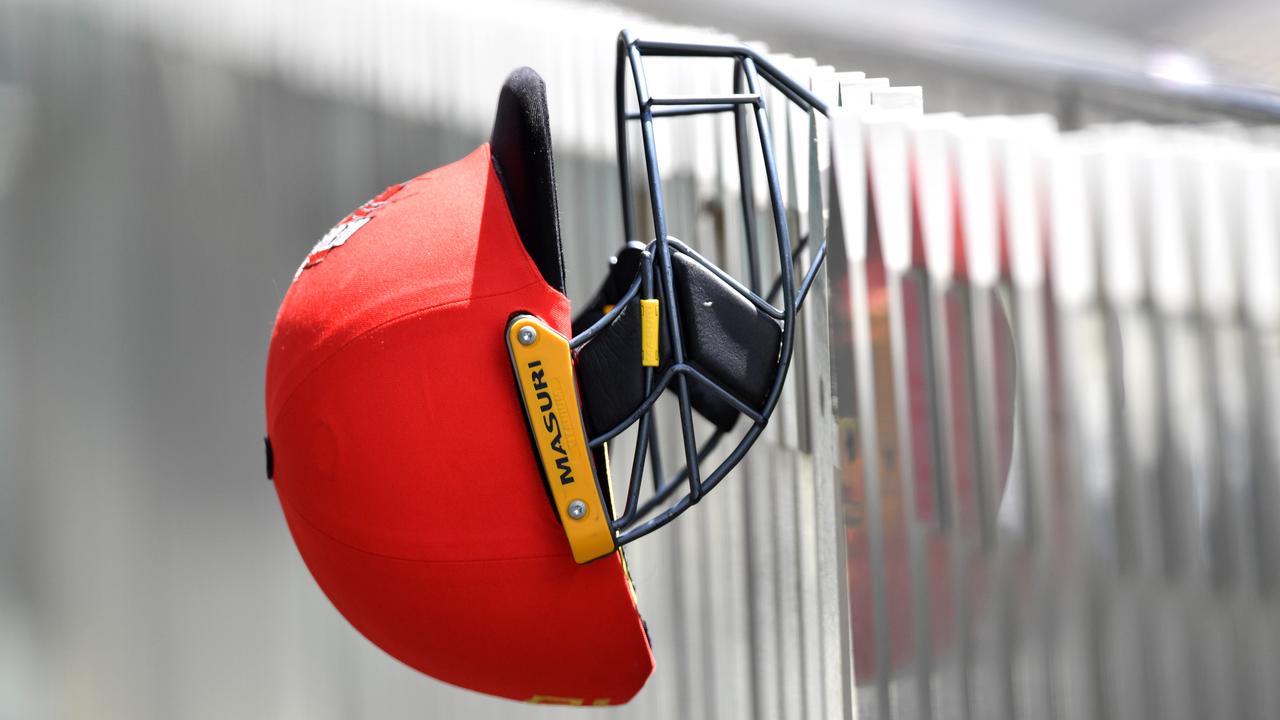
[0, 1, 1277, 719]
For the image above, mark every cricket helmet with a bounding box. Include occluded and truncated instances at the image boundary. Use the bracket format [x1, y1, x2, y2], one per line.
[263, 31, 828, 705]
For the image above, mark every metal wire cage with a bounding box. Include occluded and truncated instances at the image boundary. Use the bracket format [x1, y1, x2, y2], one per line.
[573, 31, 832, 546]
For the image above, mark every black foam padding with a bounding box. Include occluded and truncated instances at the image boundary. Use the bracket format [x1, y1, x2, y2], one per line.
[576, 298, 653, 438]
[573, 248, 782, 435]
[490, 67, 566, 294]
[574, 245, 664, 437]
[670, 253, 782, 424]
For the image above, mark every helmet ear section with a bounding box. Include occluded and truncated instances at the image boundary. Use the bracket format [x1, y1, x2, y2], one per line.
[490, 67, 566, 295]
[667, 254, 782, 429]
[572, 248, 783, 437]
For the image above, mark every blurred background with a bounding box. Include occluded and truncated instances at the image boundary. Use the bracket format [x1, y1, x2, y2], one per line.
[0, 0, 1276, 719]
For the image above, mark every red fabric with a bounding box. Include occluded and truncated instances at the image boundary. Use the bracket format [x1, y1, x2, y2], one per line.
[265, 144, 653, 704]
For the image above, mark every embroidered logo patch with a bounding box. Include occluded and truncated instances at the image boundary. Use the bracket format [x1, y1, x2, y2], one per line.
[294, 183, 405, 280]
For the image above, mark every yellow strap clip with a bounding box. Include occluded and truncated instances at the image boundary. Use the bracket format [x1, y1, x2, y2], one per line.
[640, 299, 660, 367]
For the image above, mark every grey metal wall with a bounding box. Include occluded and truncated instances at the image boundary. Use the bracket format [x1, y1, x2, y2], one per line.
[3, 1, 1278, 719]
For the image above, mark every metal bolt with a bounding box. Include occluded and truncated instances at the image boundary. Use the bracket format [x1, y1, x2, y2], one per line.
[517, 326, 538, 346]
[567, 500, 587, 520]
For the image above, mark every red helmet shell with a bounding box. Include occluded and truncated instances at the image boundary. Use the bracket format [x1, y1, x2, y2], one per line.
[265, 144, 653, 705]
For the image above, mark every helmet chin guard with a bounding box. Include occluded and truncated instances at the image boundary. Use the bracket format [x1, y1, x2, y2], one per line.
[511, 31, 832, 561]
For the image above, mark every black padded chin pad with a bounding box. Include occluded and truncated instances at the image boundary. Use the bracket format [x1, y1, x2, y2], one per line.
[490, 67, 566, 294]
[671, 254, 782, 423]
[576, 298, 651, 438]
[573, 249, 782, 436]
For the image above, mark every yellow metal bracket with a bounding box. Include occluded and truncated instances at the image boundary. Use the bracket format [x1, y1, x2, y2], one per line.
[506, 315, 617, 563]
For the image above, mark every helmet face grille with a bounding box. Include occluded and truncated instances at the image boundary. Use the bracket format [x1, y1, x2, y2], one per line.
[564, 32, 831, 546]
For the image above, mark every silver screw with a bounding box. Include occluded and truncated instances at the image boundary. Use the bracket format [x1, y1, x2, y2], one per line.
[567, 500, 587, 520]
[517, 326, 538, 346]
